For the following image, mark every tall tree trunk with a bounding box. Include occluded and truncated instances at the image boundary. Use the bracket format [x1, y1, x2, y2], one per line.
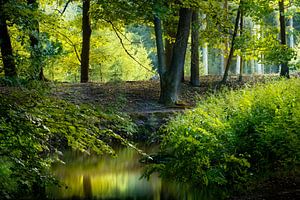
[236, 56, 241, 75]
[278, 0, 289, 78]
[80, 0, 91, 83]
[28, 0, 46, 80]
[164, 23, 176, 69]
[289, 16, 294, 48]
[153, 16, 167, 102]
[222, 0, 229, 75]
[239, 8, 244, 82]
[203, 44, 208, 75]
[221, 1, 241, 84]
[160, 8, 192, 105]
[164, 15, 186, 83]
[190, 10, 200, 86]
[0, 2, 17, 77]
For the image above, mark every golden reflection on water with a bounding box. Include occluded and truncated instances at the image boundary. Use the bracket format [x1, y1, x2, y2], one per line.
[48, 147, 163, 199]
[48, 147, 219, 200]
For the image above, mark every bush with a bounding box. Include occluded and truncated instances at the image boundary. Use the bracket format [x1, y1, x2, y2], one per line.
[0, 83, 136, 198]
[146, 78, 300, 189]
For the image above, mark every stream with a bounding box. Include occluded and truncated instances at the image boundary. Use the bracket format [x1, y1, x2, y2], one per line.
[47, 146, 223, 200]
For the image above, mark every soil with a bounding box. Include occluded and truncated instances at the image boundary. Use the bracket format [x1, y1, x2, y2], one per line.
[51, 75, 265, 114]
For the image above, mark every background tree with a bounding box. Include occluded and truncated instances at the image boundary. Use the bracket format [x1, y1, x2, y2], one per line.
[221, 0, 242, 83]
[190, 9, 200, 86]
[0, 0, 17, 77]
[279, 0, 289, 77]
[81, 0, 91, 83]
[27, 0, 45, 80]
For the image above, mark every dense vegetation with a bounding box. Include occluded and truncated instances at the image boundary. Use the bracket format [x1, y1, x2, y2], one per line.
[146, 78, 299, 190]
[1, 0, 300, 199]
[0, 80, 136, 199]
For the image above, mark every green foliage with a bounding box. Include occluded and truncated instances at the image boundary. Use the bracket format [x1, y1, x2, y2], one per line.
[0, 83, 136, 198]
[146, 79, 300, 189]
[42, 22, 154, 82]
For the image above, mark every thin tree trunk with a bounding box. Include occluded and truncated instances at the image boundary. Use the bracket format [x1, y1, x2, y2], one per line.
[222, 0, 229, 75]
[239, 8, 244, 82]
[221, 1, 241, 84]
[80, 0, 91, 83]
[279, 0, 289, 78]
[153, 16, 167, 103]
[203, 44, 208, 75]
[289, 16, 294, 48]
[160, 8, 192, 105]
[0, 2, 17, 77]
[190, 10, 200, 86]
[154, 16, 166, 76]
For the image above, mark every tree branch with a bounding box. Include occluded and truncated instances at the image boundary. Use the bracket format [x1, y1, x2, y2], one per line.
[60, 0, 72, 16]
[107, 21, 155, 74]
[41, 22, 81, 64]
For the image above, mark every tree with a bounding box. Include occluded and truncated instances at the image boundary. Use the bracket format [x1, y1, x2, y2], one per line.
[278, 0, 289, 78]
[238, 7, 244, 82]
[159, 8, 192, 105]
[81, 0, 91, 83]
[221, 1, 242, 84]
[190, 10, 200, 86]
[27, 0, 46, 80]
[0, 0, 17, 77]
[153, 15, 167, 101]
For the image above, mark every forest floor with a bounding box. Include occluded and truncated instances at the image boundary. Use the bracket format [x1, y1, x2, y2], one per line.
[51, 75, 271, 114]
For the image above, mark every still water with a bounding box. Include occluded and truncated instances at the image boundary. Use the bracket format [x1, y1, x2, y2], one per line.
[48, 147, 220, 200]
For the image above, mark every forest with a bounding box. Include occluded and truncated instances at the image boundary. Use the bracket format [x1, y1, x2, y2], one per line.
[0, 0, 300, 199]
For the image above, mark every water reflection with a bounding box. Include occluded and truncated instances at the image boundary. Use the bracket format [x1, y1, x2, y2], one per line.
[48, 147, 220, 200]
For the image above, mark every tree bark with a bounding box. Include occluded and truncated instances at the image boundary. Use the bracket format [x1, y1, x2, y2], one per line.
[153, 16, 167, 102]
[221, 1, 241, 84]
[239, 8, 244, 82]
[278, 0, 289, 78]
[190, 10, 200, 86]
[222, 0, 229, 75]
[160, 8, 192, 105]
[0, 2, 17, 77]
[80, 0, 91, 83]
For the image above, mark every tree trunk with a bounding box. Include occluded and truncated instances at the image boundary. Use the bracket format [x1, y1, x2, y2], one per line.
[80, 0, 91, 83]
[27, 0, 46, 80]
[160, 8, 192, 105]
[203, 44, 208, 75]
[153, 16, 167, 102]
[164, 18, 187, 83]
[190, 10, 200, 86]
[164, 23, 176, 69]
[289, 16, 294, 48]
[222, 0, 229, 75]
[0, 2, 17, 77]
[278, 0, 289, 78]
[239, 8, 244, 82]
[221, 1, 241, 84]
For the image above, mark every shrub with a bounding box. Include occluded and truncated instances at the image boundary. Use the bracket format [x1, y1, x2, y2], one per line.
[145, 79, 300, 189]
[0, 83, 136, 198]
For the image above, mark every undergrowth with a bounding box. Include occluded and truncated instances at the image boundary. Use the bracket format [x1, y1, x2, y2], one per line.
[0, 80, 136, 199]
[144, 78, 300, 192]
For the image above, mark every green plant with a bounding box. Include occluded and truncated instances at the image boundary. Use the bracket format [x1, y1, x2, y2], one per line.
[145, 78, 300, 190]
[0, 84, 136, 198]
